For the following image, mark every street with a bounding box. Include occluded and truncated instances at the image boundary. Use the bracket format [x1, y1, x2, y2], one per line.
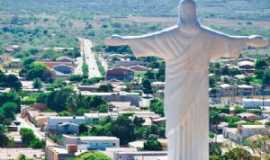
[75, 38, 102, 78]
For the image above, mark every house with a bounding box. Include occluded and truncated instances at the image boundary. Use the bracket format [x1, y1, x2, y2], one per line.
[5, 45, 20, 53]
[106, 67, 134, 81]
[56, 56, 74, 62]
[58, 122, 80, 134]
[223, 125, 270, 143]
[151, 82, 165, 90]
[4, 58, 23, 70]
[47, 116, 86, 133]
[243, 98, 270, 109]
[237, 85, 256, 96]
[63, 135, 120, 151]
[237, 59, 255, 74]
[219, 84, 234, 97]
[80, 92, 141, 107]
[46, 145, 77, 160]
[238, 125, 269, 138]
[129, 65, 149, 72]
[238, 112, 258, 121]
[114, 60, 146, 68]
[105, 147, 167, 160]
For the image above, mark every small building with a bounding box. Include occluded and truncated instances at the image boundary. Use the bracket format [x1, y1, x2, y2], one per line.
[243, 98, 270, 109]
[238, 112, 258, 121]
[105, 147, 167, 160]
[237, 85, 256, 96]
[47, 116, 86, 133]
[106, 67, 134, 81]
[63, 135, 120, 151]
[223, 125, 270, 143]
[219, 84, 234, 97]
[46, 145, 76, 160]
[129, 65, 149, 72]
[56, 56, 74, 63]
[151, 82, 165, 90]
[80, 92, 141, 107]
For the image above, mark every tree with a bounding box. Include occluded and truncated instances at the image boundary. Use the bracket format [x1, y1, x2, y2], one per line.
[4, 74, 22, 91]
[150, 98, 164, 116]
[0, 102, 18, 124]
[33, 78, 42, 90]
[26, 62, 52, 82]
[97, 84, 113, 92]
[111, 114, 135, 145]
[223, 148, 253, 160]
[0, 72, 22, 91]
[74, 151, 111, 160]
[0, 124, 9, 147]
[142, 79, 153, 94]
[143, 134, 162, 151]
[20, 128, 44, 149]
[263, 69, 270, 86]
[82, 63, 89, 78]
[20, 128, 35, 146]
[79, 124, 89, 135]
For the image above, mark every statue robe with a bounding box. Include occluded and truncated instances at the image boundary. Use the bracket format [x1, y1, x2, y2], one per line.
[124, 25, 248, 160]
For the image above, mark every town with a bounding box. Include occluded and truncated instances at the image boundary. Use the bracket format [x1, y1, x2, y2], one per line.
[0, 0, 270, 160]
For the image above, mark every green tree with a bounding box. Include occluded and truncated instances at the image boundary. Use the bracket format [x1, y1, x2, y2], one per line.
[111, 114, 135, 145]
[223, 148, 253, 160]
[97, 84, 113, 92]
[150, 98, 164, 116]
[82, 63, 89, 78]
[263, 69, 270, 86]
[0, 102, 18, 124]
[4, 74, 22, 91]
[143, 134, 162, 151]
[0, 124, 9, 147]
[33, 78, 42, 90]
[74, 151, 111, 160]
[20, 128, 44, 149]
[142, 79, 153, 94]
[26, 62, 52, 82]
[20, 128, 35, 146]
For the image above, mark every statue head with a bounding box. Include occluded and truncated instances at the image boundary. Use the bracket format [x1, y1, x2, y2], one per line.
[177, 0, 198, 26]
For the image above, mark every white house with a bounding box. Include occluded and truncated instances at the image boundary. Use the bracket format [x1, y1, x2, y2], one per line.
[63, 135, 120, 151]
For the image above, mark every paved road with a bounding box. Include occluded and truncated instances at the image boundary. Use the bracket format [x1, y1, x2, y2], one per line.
[75, 38, 102, 78]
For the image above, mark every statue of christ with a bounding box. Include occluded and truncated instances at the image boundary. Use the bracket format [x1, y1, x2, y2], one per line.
[105, 0, 269, 159]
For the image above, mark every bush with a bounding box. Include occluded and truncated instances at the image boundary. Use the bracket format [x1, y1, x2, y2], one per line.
[74, 151, 111, 160]
[143, 134, 162, 151]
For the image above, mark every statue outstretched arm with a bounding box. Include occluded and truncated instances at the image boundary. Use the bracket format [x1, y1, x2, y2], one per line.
[104, 29, 167, 46]
[105, 28, 175, 58]
[205, 26, 269, 60]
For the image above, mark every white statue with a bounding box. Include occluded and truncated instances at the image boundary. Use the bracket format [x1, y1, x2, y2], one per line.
[105, 0, 269, 159]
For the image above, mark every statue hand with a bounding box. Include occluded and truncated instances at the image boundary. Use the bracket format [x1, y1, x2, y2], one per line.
[104, 35, 126, 46]
[247, 35, 269, 48]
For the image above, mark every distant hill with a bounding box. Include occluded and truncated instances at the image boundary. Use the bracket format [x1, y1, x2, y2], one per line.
[0, 0, 269, 20]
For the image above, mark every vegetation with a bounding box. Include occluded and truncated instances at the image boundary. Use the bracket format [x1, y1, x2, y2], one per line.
[143, 134, 162, 151]
[0, 71, 22, 91]
[36, 87, 109, 115]
[150, 98, 164, 116]
[73, 151, 111, 160]
[88, 114, 165, 145]
[20, 128, 45, 149]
